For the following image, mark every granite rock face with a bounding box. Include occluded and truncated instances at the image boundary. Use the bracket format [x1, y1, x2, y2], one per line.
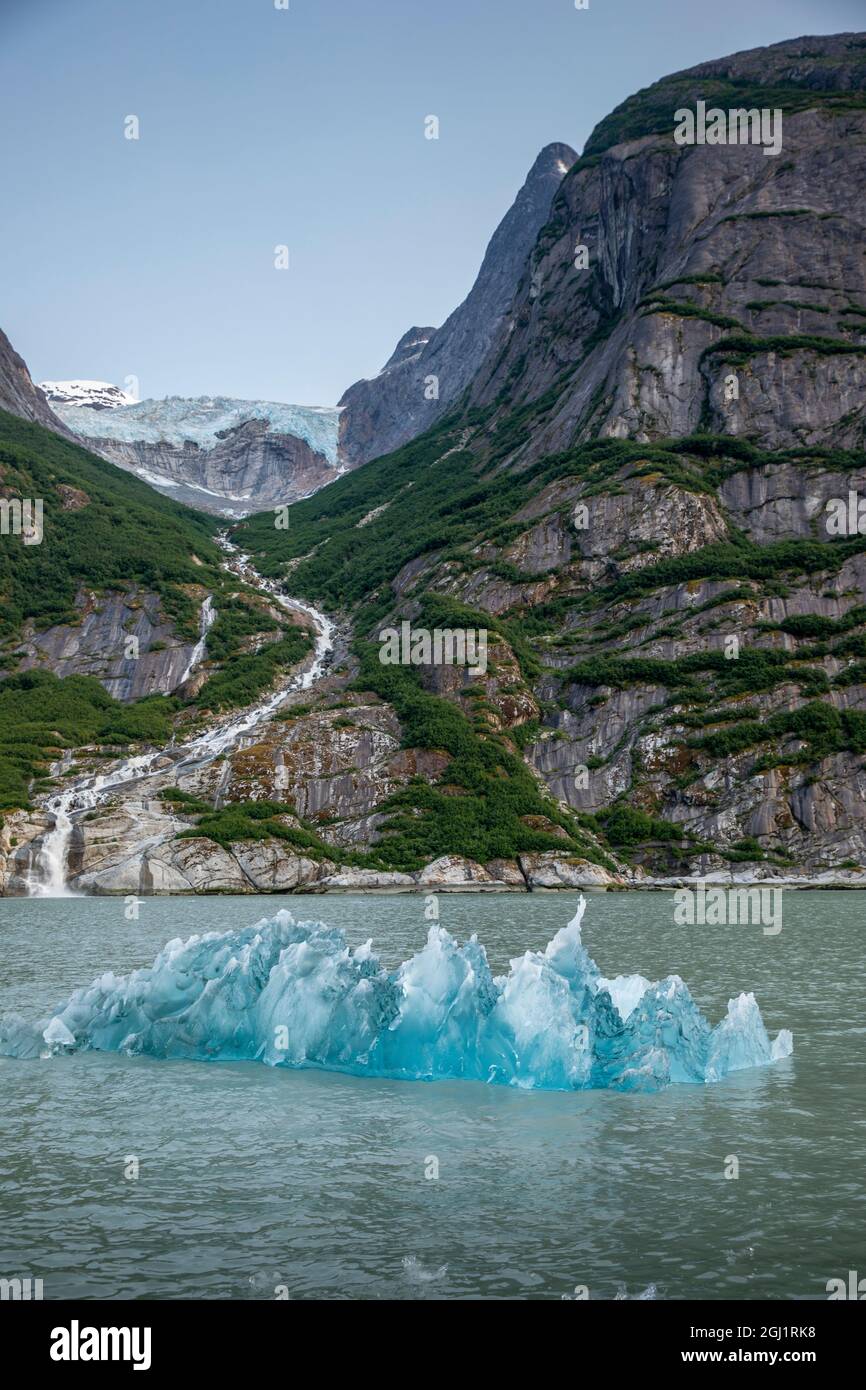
[337, 142, 577, 468]
[0, 329, 75, 437]
[14, 585, 208, 702]
[469, 50, 866, 453]
[344, 34, 866, 879]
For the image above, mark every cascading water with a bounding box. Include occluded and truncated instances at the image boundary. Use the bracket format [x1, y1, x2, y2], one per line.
[26, 797, 77, 899]
[178, 594, 216, 686]
[23, 540, 335, 897]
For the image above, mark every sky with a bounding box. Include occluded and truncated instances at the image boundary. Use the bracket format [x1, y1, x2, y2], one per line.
[1, 0, 863, 407]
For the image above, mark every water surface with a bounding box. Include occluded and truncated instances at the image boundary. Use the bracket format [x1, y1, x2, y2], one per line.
[1, 891, 863, 1300]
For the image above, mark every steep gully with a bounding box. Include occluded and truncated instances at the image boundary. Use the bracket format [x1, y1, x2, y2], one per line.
[24, 540, 337, 897]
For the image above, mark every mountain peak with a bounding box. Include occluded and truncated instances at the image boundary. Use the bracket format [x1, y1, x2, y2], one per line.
[527, 142, 579, 181]
[39, 380, 136, 411]
[337, 140, 576, 467]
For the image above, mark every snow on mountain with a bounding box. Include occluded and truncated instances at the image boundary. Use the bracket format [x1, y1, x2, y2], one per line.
[39, 380, 137, 411]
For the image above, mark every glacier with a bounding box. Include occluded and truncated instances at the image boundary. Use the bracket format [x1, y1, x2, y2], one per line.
[48, 394, 340, 464]
[0, 899, 792, 1091]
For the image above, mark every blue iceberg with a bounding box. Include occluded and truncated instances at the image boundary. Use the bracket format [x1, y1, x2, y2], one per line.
[0, 900, 792, 1091]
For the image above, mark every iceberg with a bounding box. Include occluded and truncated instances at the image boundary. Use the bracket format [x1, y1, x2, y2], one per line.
[0, 900, 792, 1091]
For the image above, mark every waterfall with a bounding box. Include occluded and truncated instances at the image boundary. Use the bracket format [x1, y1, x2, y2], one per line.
[26, 796, 78, 899]
[23, 540, 335, 897]
[179, 595, 216, 686]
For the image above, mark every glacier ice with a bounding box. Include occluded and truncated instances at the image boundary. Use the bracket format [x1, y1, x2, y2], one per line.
[49, 395, 340, 464]
[0, 899, 792, 1091]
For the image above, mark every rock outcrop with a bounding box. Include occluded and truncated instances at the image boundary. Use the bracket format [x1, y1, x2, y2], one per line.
[469, 38, 866, 452]
[0, 329, 75, 436]
[14, 585, 207, 702]
[337, 142, 577, 468]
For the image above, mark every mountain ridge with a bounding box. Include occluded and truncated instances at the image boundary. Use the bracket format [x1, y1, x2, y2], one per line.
[337, 140, 578, 469]
[4, 32, 866, 893]
[232, 30, 866, 882]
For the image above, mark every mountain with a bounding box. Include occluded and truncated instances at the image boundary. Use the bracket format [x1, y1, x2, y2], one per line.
[233, 32, 866, 883]
[0, 396, 312, 811]
[5, 34, 866, 896]
[40, 380, 136, 411]
[337, 141, 577, 469]
[44, 393, 342, 518]
[467, 31, 866, 452]
[0, 329, 75, 436]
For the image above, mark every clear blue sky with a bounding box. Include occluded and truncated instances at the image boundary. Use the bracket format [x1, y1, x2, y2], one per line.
[1, 0, 862, 406]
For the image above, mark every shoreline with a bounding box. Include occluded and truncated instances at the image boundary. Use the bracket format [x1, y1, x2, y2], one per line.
[9, 874, 862, 898]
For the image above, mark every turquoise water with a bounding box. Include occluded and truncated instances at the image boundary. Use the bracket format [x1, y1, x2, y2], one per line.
[1, 891, 864, 1300]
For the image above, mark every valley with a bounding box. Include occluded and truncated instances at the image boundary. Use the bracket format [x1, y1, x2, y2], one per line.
[2, 32, 866, 896]
[2, 11, 866, 1321]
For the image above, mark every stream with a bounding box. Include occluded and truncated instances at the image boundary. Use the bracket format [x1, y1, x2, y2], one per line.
[24, 541, 336, 897]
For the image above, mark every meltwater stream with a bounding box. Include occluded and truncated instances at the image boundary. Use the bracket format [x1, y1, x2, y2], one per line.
[24, 543, 336, 897]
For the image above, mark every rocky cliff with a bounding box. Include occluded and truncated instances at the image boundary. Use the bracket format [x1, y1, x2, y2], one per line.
[6, 34, 866, 895]
[468, 34, 866, 452]
[0, 330, 75, 437]
[234, 32, 866, 884]
[337, 142, 577, 469]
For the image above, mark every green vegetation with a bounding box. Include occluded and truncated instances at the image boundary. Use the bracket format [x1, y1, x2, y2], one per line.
[583, 73, 866, 158]
[763, 606, 866, 640]
[692, 701, 866, 766]
[652, 273, 725, 292]
[0, 670, 178, 810]
[179, 800, 357, 862]
[194, 627, 312, 713]
[639, 296, 743, 331]
[702, 332, 866, 365]
[230, 432, 744, 621]
[0, 409, 221, 642]
[564, 647, 827, 701]
[341, 635, 610, 873]
[203, 597, 280, 662]
[592, 805, 689, 847]
[745, 299, 830, 315]
[594, 535, 866, 606]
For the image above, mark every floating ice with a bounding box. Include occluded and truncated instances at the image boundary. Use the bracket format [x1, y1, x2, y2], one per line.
[0, 900, 792, 1091]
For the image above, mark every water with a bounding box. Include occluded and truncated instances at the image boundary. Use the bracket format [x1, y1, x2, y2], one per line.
[178, 594, 216, 687]
[1, 890, 863, 1300]
[22, 543, 335, 897]
[25, 802, 75, 899]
